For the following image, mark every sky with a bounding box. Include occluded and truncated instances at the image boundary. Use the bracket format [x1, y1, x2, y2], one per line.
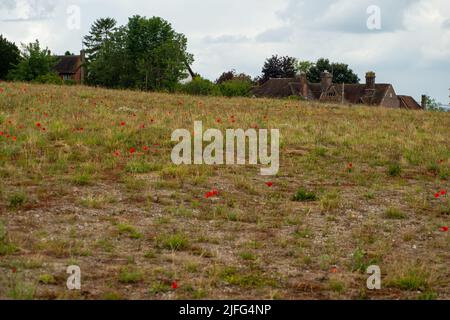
[0, 0, 449, 104]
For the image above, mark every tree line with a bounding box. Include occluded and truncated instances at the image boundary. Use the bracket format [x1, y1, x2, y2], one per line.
[1, 15, 372, 97]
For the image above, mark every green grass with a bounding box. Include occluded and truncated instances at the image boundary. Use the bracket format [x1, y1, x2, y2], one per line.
[1, 82, 450, 300]
[116, 223, 143, 239]
[292, 188, 317, 202]
[157, 233, 189, 251]
[239, 251, 257, 261]
[387, 264, 432, 291]
[149, 282, 171, 295]
[329, 279, 346, 294]
[118, 267, 144, 283]
[38, 274, 56, 285]
[7, 192, 27, 209]
[383, 207, 407, 220]
[0, 221, 18, 256]
[387, 163, 402, 177]
[218, 267, 276, 288]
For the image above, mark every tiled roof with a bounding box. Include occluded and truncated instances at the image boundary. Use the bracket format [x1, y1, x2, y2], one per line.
[398, 95, 422, 110]
[251, 78, 392, 106]
[54, 55, 81, 74]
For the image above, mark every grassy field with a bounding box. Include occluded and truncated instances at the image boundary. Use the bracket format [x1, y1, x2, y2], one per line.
[0, 82, 449, 300]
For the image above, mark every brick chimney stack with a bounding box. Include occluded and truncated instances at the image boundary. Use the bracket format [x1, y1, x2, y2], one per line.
[365, 71, 376, 89]
[421, 95, 427, 109]
[298, 72, 308, 99]
[80, 50, 86, 85]
[321, 71, 332, 92]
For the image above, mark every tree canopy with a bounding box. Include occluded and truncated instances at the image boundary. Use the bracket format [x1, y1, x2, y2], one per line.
[215, 70, 252, 84]
[7, 40, 57, 82]
[259, 55, 297, 83]
[0, 35, 20, 80]
[307, 58, 360, 84]
[84, 16, 193, 91]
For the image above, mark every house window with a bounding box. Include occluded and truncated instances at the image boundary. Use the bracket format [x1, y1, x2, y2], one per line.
[62, 74, 71, 80]
[390, 93, 393, 98]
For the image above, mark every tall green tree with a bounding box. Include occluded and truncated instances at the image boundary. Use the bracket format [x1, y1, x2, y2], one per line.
[126, 15, 193, 91]
[83, 17, 117, 62]
[84, 15, 193, 91]
[87, 26, 129, 88]
[7, 40, 57, 81]
[307, 58, 359, 84]
[260, 55, 297, 83]
[0, 35, 20, 80]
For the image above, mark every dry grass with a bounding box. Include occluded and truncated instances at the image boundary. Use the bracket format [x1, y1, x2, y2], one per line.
[0, 82, 449, 300]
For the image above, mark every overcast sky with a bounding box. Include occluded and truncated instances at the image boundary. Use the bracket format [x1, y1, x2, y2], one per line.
[1, 0, 449, 104]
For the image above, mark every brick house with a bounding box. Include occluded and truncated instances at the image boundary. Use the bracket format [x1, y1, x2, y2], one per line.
[54, 50, 85, 84]
[252, 71, 423, 110]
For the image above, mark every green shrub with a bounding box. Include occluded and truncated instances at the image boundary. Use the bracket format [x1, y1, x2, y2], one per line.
[64, 79, 78, 86]
[387, 163, 401, 177]
[219, 79, 252, 97]
[292, 188, 317, 202]
[178, 77, 220, 96]
[33, 73, 63, 85]
[8, 192, 27, 209]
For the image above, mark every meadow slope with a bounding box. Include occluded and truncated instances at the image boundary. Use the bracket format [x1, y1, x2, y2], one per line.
[0, 82, 449, 300]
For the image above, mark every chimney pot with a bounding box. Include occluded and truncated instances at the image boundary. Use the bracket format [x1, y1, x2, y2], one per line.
[366, 71, 376, 89]
[320, 70, 332, 92]
[421, 95, 427, 109]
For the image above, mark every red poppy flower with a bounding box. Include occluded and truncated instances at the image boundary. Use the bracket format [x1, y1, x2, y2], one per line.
[140, 124, 145, 129]
[6, 134, 10, 138]
[42, 128, 46, 132]
[205, 191, 213, 199]
[11, 136, 16, 141]
[0, 131, 3, 136]
[0, 88, 4, 93]
[205, 189, 219, 198]
[11, 267, 16, 273]
[441, 226, 449, 232]
[348, 163, 353, 168]
[129, 147, 136, 154]
[36, 122, 41, 127]
[216, 119, 221, 123]
[120, 122, 126, 126]
[171, 281, 178, 289]
[114, 150, 121, 157]
[266, 182, 273, 187]
[440, 190, 447, 196]
[435, 193, 440, 199]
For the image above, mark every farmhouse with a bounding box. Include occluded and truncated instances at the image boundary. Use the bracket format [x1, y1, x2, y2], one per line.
[54, 50, 86, 84]
[252, 71, 423, 110]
